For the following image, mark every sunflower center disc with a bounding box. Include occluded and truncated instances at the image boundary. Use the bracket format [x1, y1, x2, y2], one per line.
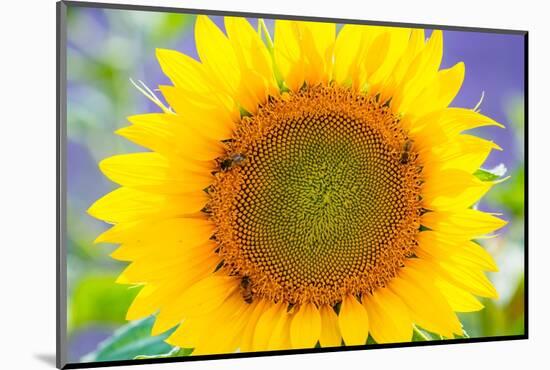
[211, 86, 422, 305]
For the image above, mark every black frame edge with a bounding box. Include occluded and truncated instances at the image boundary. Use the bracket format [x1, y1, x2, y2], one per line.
[63, 335, 528, 369]
[523, 32, 529, 339]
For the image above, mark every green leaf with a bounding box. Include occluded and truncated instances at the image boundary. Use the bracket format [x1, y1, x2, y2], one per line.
[474, 164, 507, 182]
[134, 347, 193, 360]
[81, 316, 176, 363]
[412, 326, 448, 341]
[412, 326, 472, 341]
[412, 326, 433, 341]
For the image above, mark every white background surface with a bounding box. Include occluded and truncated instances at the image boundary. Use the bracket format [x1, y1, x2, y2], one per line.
[0, 0, 545, 369]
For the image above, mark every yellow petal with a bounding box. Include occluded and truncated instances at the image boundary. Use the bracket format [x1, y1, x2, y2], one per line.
[252, 302, 279, 350]
[334, 25, 391, 88]
[240, 299, 270, 352]
[361, 32, 391, 86]
[433, 62, 465, 108]
[453, 241, 499, 272]
[290, 302, 322, 349]
[274, 20, 335, 90]
[435, 278, 484, 312]
[100, 219, 214, 256]
[338, 295, 369, 346]
[443, 135, 501, 173]
[267, 306, 292, 350]
[151, 269, 220, 335]
[405, 62, 464, 117]
[224, 17, 275, 86]
[389, 261, 462, 337]
[305, 21, 336, 68]
[393, 29, 426, 83]
[180, 275, 238, 315]
[253, 302, 288, 351]
[393, 30, 443, 111]
[416, 229, 473, 260]
[368, 27, 411, 88]
[160, 85, 236, 141]
[111, 233, 216, 263]
[422, 169, 493, 211]
[363, 288, 412, 344]
[165, 316, 205, 348]
[420, 134, 501, 176]
[127, 271, 215, 324]
[274, 20, 305, 91]
[88, 188, 208, 223]
[116, 236, 217, 290]
[125, 284, 158, 320]
[415, 230, 458, 261]
[439, 108, 504, 136]
[439, 260, 498, 298]
[333, 24, 366, 85]
[413, 29, 444, 82]
[118, 113, 225, 161]
[192, 293, 252, 355]
[319, 305, 341, 347]
[299, 21, 335, 86]
[224, 16, 278, 112]
[416, 231, 499, 276]
[375, 29, 424, 102]
[155, 48, 213, 94]
[94, 220, 149, 244]
[99, 153, 213, 194]
[413, 108, 503, 150]
[195, 15, 240, 95]
[117, 248, 215, 285]
[422, 209, 507, 238]
[164, 295, 244, 350]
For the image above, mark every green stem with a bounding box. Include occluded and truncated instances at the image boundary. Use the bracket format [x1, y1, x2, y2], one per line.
[258, 19, 285, 91]
[258, 19, 274, 52]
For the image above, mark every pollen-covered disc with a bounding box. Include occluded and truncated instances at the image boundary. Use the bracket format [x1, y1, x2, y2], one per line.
[211, 86, 423, 305]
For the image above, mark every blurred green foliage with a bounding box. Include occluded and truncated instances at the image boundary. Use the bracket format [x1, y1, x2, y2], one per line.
[486, 96, 525, 220]
[69, 274, 138, 332]
[459, 277, 525, 337]
[487, 167, 524, 218]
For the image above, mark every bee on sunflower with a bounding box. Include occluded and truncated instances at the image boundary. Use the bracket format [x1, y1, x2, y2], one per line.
[89, 16, 506, 354]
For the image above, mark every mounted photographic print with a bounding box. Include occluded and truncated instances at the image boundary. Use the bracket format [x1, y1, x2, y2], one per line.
[57, 1, 527, 368]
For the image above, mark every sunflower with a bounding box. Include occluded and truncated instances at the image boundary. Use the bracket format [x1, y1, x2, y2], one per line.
[89, 16, 507, 354]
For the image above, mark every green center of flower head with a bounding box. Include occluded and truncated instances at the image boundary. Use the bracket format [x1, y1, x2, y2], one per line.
[210, 85, 423, 306]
